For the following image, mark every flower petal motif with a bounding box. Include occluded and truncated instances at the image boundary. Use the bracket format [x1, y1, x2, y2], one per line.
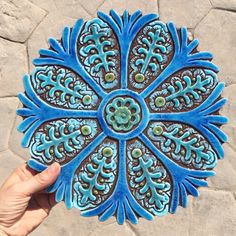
[17, 10, 228, 225]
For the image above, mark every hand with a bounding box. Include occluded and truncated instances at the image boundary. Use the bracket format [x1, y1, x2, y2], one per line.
[0, 162, 61, 236]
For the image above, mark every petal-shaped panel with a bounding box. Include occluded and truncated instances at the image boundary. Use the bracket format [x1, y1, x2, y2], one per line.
[127, 139, 172, 216]
[73, 138, 118, 211]
[31, 65, 99, 110]
[128, 20, 174, 90]
[77, 18, 120, 91]
[146, 121, 218, 170]
[147, 68, 218, 113]
[29, 118, 101, 165]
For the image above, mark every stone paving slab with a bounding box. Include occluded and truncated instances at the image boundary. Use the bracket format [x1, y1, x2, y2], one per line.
[0, 0, 236, 235]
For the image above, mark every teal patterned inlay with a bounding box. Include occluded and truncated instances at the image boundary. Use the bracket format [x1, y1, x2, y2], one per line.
[150, 69, 218, 112]
[30, 119, 98, 163]
[148, 122, 218, 169]
[128, 140, 171, 216]
[79, 18, 119, 90]
[105, 97, 141, 132]
[129, 20, 173, 89]
[73, 140, 117, 210]
[31, 66, 98, 109]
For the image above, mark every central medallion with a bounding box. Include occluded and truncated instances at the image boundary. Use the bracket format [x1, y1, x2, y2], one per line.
[98, 90, 149, 140]
[105, 97, 141, 132]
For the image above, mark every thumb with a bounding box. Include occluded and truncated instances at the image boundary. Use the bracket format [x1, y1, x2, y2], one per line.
[20, 162, 61, 196]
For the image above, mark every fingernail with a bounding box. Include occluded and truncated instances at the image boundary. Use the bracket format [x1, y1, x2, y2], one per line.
[48, 162, 59, 174]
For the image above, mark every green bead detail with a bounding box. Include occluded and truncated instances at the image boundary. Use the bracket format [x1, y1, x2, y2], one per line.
[153, 125, 163, 136]
[102, 147, 113, 157]
[82, 95, 92, 105]
[134, 73, 145, 83]
[81, 125, 91, 136]
[105, 97, 141, 132]
[155, 96, 166, 107]
[105, 72, 115, 82]
[131, 148, 142, 158]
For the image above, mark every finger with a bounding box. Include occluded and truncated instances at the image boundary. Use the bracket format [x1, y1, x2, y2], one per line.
[31, 192, 57, 216]
[0, 163, 37, 190]
[19, 162, 61, 196]
[49, 193, 57, 208]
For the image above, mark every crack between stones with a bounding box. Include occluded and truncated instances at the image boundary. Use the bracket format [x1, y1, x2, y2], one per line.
[209, 0, 236, 13]
[126, 221, 140, 236]
[79, 0, 105, 18]
[193, 5, 212, 32]
[7, 101, 20, 158]
[96, 0, 106, 14]
[157, 0, 160, 17]
[209, 0, 214, 7]
[25, 40, 30, 74]
[233, 192, 236, 202]
[209, 185, 236, 192]
[8, 149, 26, 163]
[1, 2, 48, 44]
[23, 11, 49, 74]
[0, 149, 8, 155]
[0, 95, 18, 98]
[212, 7, 236, 13]
[28, 0, 49, 14]
[0, 35, 24, 44]
[80, 6, 93, 18]
[24, 11, 49, 43]
[225, 82, 236, 87]
[227, 142, 236, 153]
[188, 199, 193, 236]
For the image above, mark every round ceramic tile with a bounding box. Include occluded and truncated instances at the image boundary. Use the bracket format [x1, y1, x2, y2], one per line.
[17, 10, 228, 224]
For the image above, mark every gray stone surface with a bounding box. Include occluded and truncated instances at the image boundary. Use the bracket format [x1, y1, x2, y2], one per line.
[211, 0, 236, 10]
[52, 1, 91, 20]
[8, 109, 31, 161]
[0, 150, 24, 187]
[159, 0, 212, 28]
[0, 0, 46, 42]
[208, 144, 236, 190]
[29, 0, 57, 12]
[127, 199, 193, 236]
[0, 38, 27, 97]
[99, 0, 158, 15]
[220, 84, 236, 152]
[31, 205, 118, 236]
[0, 0, 236, 235]
[190, 189, 236, 236]
[27, 12, 83, 72]
[195, 9, 236, 86]
[78, 0, 104, 16]
[0, 98, 18, 152]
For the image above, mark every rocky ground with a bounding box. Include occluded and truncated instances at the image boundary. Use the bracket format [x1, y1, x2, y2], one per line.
[0, 0, 236, 235]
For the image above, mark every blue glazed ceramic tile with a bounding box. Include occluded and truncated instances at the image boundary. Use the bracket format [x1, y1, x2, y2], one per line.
[17, 10, 228, 224]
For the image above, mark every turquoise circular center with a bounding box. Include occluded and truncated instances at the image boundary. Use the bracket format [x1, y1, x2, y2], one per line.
[114, 107, 131, 125]
[105, 96, 141, 132]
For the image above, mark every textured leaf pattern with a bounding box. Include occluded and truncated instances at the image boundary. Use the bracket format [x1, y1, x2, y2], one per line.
[148, 69, 218, 112]
[147, 122, 218, 169]
[127, 140, 171, 216]
[31, 66, 99, 109]
[78, 18, 120, 90]
[129, 20, 173, 90]
[17, 10, 227, 224]
[73, 138, 118, 210]
[30, 119, 99, 164]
